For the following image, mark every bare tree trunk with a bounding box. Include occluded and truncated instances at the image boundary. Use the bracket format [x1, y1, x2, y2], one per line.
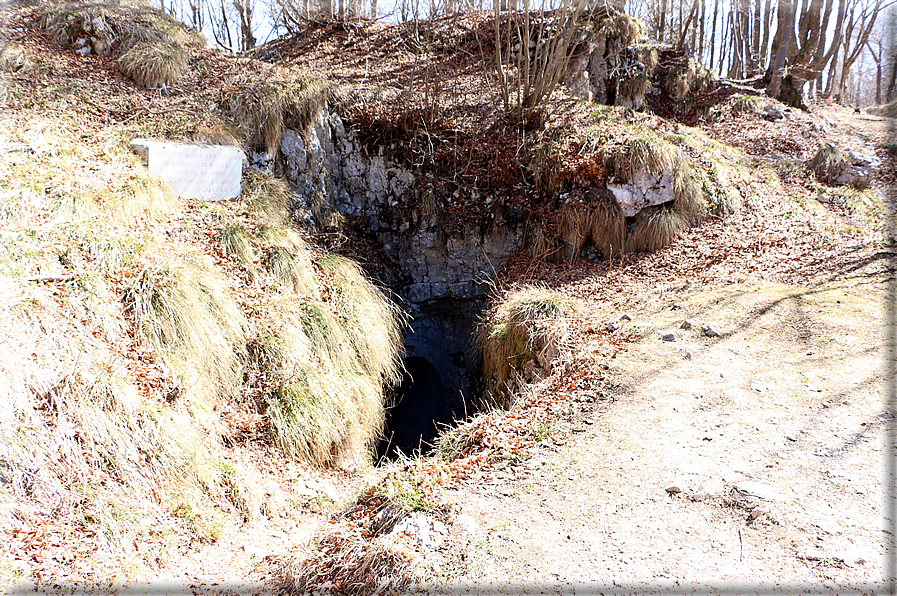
[720, 10, 731, 74]
[234, 0, 256, 50]
[658, 0, 668, 41]
[767, 0, 795, 97]
[750, 0, 761, 71]
[760, 0, 773, 66]
[867, 38, 882, 104]
[709, 0, 719, 71]
[825, 46, 839, 99]
[677, 0, 700, 52]
[886, 48, 897, 101]
[836, 0, 887, 105]
[698, 0, 706, 59]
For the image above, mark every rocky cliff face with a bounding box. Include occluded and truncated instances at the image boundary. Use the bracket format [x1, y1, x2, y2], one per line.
[278, 111, 526, 304]
[276, 110, 527, 418]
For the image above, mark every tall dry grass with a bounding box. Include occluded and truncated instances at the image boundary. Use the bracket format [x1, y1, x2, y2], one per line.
[479, 286, 574, 408]
[40, 2, 201, 88]
[226, 75, 332, 156]
[0, 109, 405, 585]
[255, 255, 404, 468]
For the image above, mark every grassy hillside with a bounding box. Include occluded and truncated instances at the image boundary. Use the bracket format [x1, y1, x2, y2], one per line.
[1, 0, 893, 589]
[0, 2, 405, 584]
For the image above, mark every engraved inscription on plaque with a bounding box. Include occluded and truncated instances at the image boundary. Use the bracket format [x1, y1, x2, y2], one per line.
[131, 139, 243, 201]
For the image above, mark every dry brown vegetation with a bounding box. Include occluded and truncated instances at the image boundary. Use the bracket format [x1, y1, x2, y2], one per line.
[0, 3, 407, 585]
[0, 0, 893, 590]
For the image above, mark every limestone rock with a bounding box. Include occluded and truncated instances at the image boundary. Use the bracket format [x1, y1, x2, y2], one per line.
[734, 481, 784, 501]
[607, 168, 675, 217]
[701, 323, 721, 337]
[750, 380, 771, 393]
[835, 149, 881, 188]
[391, 512, 441, 549]
[764, 105, 784, 122]
[453, 514, 480, 534]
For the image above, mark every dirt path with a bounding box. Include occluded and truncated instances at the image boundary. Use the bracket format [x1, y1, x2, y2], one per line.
[427, 276, 891, 593]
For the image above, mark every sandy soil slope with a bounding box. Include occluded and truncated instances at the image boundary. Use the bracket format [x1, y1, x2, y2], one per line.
[426, 273, 892, 594]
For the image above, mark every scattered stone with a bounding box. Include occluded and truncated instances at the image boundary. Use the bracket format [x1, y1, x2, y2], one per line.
[301, 480, 338, 502]
[617, 313, 632, 322]
[701, 324, 721, 338]
[680, 319, 694, 330]
[665, 484, 683, 494]
[838, 548, 869, 566]
[734, 481, 785, 501]
[453, 514, 480, 534]
[242, 544, 268, 558]
[750, 380, 771, 393]
[812, 517, 842, 535]
[785, 435, 797, 442]
[391, 512, 439, 549]
[684, 351, 692, 360]
[661, 332, 676, 342]
[607, 321, 620, 332]
[764, 105, 785, 122]
[836, 149, 881, 188]
[749, 507, 764, 519]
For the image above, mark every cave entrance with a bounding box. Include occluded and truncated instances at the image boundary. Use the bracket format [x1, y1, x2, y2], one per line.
[380, 357, 444, 457]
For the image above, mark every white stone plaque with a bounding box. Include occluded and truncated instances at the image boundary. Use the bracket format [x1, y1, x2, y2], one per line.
[131, 138, 243, 201]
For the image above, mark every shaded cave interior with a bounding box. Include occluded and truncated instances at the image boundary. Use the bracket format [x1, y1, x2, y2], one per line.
[379, 297, 485, 458]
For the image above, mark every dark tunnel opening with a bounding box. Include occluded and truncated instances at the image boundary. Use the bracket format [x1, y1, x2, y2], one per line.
[379, 357, 444, 458]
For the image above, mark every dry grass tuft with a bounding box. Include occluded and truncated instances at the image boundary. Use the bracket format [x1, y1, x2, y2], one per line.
[0, 291, 233, 579]
[117, 41, 187, 89]
[618, 72, 651, 107]
[808, 142, 849, 185]
[0, 42, 28, 73]
[258, 302, 379, 466]
[124, 255, 248, 412]
[253, 256, 403, 467]
[630, 136, 676, 176]
[282, 528, 426, 595]
[597, 12, 642, 42]
[41, 2, 200, 88]
[590, 198, 625, 260]
[557, 200, 591, 259]
[663, 58, 701, 101]
[109, 178, 180, 223]
[672, 162, 707, 222]
[732, 94, 761, 114]
[259, 227, 317, 295]
[480, 286, 574, 408]
[704, 162, 743, 215]
[220, 223, 255, 265]
[226, 76, 332, 155]
[603, 135, 675, 183]
[625, 205, 685, 252]
[318, 255, 405, 383]
[529, 225, 562, 263]
[243, 171, 294, 226]
[192, 124, 241, 147]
